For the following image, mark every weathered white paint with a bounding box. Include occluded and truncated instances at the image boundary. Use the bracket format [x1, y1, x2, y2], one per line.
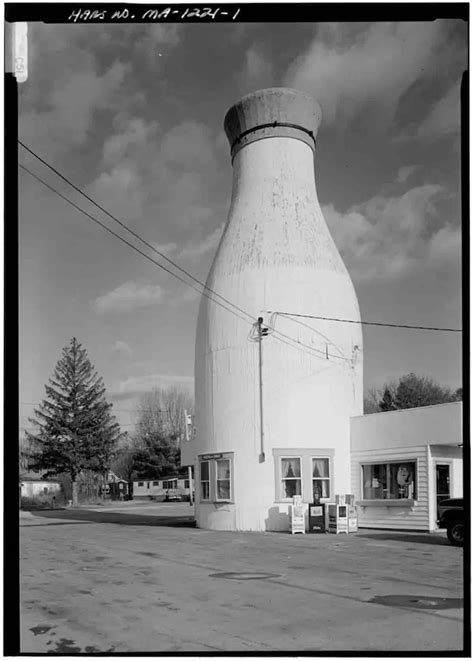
[350, 402, 463, 531]
[191, 89, 363, 531]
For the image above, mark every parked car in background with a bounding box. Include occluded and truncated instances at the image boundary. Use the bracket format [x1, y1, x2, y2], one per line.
[437, 498, 464, 546]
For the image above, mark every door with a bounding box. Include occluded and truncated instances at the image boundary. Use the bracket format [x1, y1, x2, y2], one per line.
[436, 464, 451, 517]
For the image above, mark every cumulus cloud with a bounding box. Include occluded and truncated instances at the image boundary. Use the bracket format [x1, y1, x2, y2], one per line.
[153, 241, 178, 255]
[397, 165, 420, 183]
[89, 165, 147, 221]
[88, 116, 220, 232]
[324, 184, 460, 282]
[111, 340, 133, 359]
[111, 373, 194, 400]
[285, 21, 464, 131]
[417, 81, 462, 141]
[20, 60, 129, 157]
[102, 118, 160, 166]
[160, 121, 217, 170]
[236, 46, 275, 95]
[94, 281, 165, 314]
[19, 23, 182, 160]
[178, 223, 224, 261]
[427, 225, 462, 265]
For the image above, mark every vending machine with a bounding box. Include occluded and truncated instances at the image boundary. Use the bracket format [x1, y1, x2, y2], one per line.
[327, 504, 349, 534]
[289, 495, 306, 534]
[308, 495, 326, 533]
[348, 505, 358, 533]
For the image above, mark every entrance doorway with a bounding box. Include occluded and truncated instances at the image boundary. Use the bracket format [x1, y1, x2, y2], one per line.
[436, 464, 451, 518]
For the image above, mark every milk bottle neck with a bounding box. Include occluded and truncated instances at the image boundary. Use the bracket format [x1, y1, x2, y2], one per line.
[230, 137, 318, 206]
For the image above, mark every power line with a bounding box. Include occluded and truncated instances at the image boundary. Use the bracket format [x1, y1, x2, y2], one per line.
[19, 162, 340, 363]
[270, 312, 348, 360]
[20, 143, 336, 364]
[19, 140, 256, 327]
[20, 144, 458, 352]
[270, 311, 462, 334]
[20, 164, 251, 327]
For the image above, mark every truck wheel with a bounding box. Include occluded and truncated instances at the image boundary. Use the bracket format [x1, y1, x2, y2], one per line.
[447, 521, 464, 546]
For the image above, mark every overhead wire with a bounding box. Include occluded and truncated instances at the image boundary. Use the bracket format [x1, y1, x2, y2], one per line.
[20, 164, 251, 328]
[19, 141, 460, 375]
[268, 311, 462, 334]
[19, 158, 342, 363]
[19, 140, 256, 326]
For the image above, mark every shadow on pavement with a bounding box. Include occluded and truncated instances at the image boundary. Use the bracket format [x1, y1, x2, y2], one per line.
[26, 508, 197, 528]
[357, 532, 450, 546]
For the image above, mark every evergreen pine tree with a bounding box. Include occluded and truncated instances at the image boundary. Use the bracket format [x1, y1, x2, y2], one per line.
[379, 387, 397, 411]
[26, 338, 121, 505]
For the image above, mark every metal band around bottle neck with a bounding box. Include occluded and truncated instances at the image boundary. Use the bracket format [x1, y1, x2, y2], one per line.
[230, 122, 316, 160]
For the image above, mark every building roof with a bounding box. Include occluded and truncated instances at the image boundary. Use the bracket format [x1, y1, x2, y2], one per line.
[20, 471, 61, 483]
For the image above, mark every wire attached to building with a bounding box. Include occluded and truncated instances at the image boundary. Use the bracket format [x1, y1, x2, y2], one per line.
[19, 140, 257, 327]
[268, 311, 462, 334]
[19, 159, 344, 365]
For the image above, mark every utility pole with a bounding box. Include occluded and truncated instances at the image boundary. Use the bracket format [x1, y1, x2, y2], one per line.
[257, 317, 268, 463]
[184, 409, 194, 506]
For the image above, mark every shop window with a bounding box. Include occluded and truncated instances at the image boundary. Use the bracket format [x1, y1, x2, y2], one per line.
[200, 461, 210, 501]
[312, 458, 330, 500]
[280, 457, 302, 499]
[362, 462, 417, 500]
[198, 453, 234, 502]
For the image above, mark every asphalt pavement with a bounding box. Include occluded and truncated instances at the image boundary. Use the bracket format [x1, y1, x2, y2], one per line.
[20, 501, 465, 653]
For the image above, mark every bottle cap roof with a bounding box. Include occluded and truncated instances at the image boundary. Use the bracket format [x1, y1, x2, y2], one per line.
[224, 88, 322, 158]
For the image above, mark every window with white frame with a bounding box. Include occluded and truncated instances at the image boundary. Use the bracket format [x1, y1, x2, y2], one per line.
[362, 461, 417, 500]
[312, 457, 330, 500]
[216, 458, 231, 501]
[280, 457, 302, 499]
[200, 461, 210, 501]
[198, 453, 234, 502]
[273, 448, 334, 502]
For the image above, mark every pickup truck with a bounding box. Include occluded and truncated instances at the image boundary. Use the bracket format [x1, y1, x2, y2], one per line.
[437, 498, 464, 546]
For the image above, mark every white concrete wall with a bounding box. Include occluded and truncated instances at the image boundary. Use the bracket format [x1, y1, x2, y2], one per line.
[193, 136, 363, 531]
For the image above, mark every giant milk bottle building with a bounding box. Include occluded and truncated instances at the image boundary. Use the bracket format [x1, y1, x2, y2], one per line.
[182, 88, 363, 531]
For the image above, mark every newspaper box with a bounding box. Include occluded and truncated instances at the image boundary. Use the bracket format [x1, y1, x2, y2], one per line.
[327, 504, 349, 534]
[289, 495, 306, 534]
[348, 505, 358, 533]
[308, 502, 326, 533]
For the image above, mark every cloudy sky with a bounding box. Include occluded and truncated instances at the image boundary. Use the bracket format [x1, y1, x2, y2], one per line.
[19, 17, 466, 435]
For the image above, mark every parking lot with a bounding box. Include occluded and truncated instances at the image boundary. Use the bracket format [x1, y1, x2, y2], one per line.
[20, 501, 465, 653]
